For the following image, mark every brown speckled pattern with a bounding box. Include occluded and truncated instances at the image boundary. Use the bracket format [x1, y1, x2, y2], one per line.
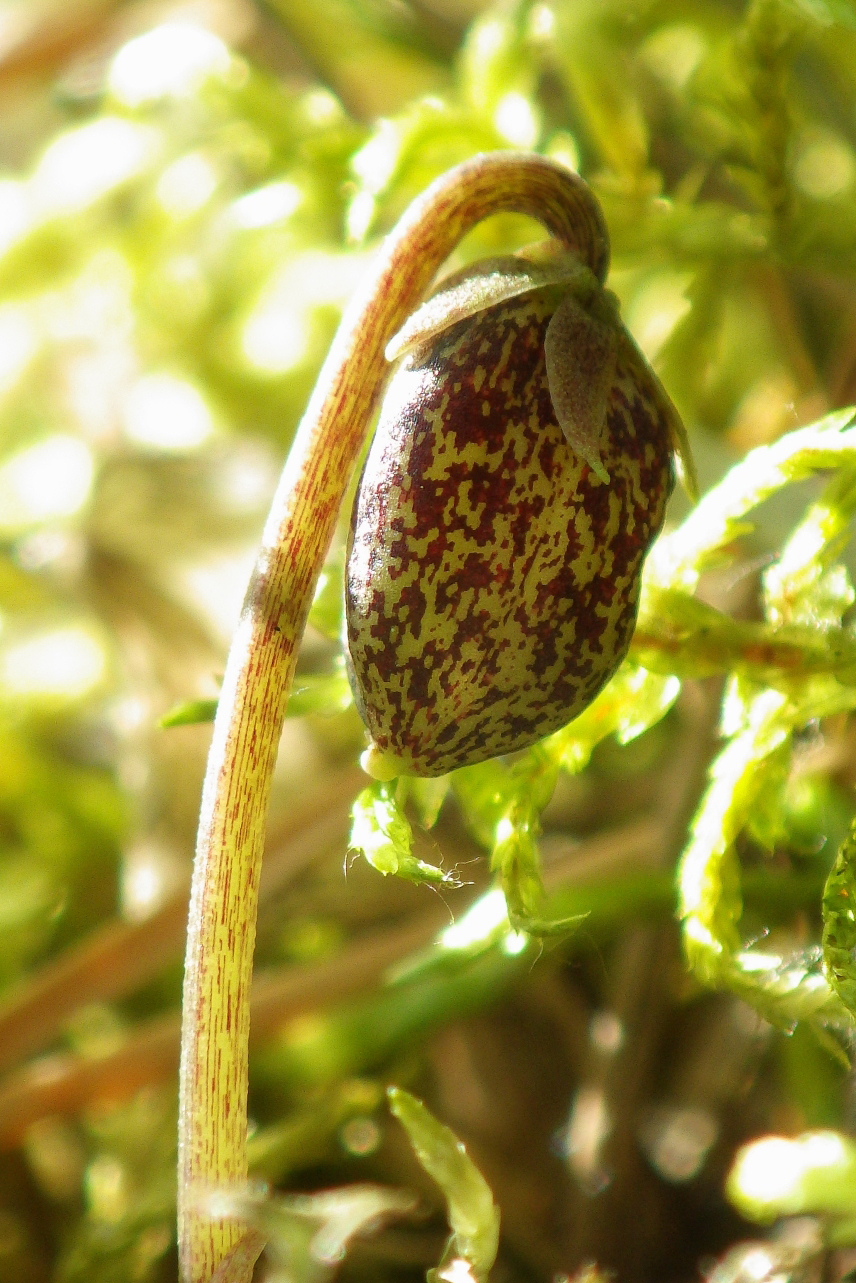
[346, 292, 674, 777]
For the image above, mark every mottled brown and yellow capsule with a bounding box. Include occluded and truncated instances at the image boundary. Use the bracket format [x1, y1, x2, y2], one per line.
[345, 247, 687, 779]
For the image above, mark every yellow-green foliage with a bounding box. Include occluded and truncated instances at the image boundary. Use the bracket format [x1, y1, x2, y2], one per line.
[5, 0, 856, 1279]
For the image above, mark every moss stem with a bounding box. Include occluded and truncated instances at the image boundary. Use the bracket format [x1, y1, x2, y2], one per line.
[177, 151, 609, 1283]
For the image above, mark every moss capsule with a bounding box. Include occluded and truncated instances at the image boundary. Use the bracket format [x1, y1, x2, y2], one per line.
[345, 252, 684, 778]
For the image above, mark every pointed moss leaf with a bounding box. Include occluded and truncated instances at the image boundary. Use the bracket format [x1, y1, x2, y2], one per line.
[388, 1088, 500, 1283]
[286, 663, 354, 717]
[544, 291, 615, 482]
[764, 469, 856, 629]
[452, 755, 550, 882]
[451, 759, 517, 850]
[351, 782, 414, 876]
[406, 775, 451, 830]
[613, 671, 682, 745]
[492, 813, 583, 937]
[649, 417, 856, 1026]
[679, 680, 854, 1027]
[493, 820, 546, 927]
[507, 910, 587, 938]
[544, 661, 680, 773]
[486, 751, 574, 935]
[647, 410, 856, 595]
[620, 334, 698, 499]
[159, 698, 219, 727]
[309, 550, 345, 641]
[159, 664, 352, 728]
[680, 687, 791, 981]
[744, 740, 796, 852]
[727, 1132, 856, 1227]
[823, 817, 856, 1017]
[350, 782, 458, 885]
[727, 947, 846, 1029]
[636, 589, 856, 686]
[807, 565, 856, 629]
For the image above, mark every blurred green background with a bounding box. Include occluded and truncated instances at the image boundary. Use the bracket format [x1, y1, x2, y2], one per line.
[1, 0, 856, 1280]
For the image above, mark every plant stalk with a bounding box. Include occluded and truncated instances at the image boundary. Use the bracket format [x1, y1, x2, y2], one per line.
[177, 150, 609, 1283]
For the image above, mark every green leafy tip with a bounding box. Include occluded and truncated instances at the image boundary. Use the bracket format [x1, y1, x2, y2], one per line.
[159, 698, 219, 728]
[350, 782, 460, 886]
[160, 665, 353, 729]
[388, 1088, 500, 1283]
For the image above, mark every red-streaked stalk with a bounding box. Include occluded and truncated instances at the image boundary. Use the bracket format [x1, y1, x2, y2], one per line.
[177, 151, 608, 1283]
